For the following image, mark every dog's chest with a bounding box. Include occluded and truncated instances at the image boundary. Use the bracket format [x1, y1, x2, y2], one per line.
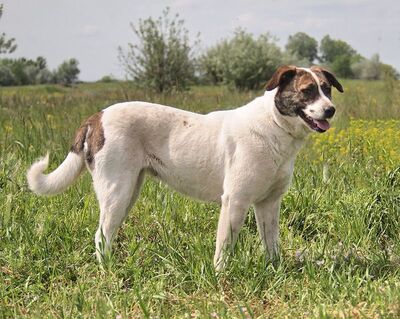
[252, 157, 295, 203]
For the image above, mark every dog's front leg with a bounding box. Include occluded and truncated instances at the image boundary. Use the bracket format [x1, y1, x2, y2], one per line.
[213, 194, 248, 271]
[254, 195, 282, 260]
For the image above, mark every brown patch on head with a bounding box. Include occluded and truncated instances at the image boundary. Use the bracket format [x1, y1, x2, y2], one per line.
[311, 66, 344, 93]
[183, 120, 188, 126]
[70, 111, 105, 169]
[265, 65, 297, 91]
[272, 68, 320, 116]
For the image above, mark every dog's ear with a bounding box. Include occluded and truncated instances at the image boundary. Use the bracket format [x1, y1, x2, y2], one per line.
[311, 66, 344, 93]
[265, 65, 297, 91]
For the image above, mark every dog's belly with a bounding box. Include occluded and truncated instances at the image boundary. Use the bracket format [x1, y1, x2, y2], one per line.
[148, 142, 225, 203]
[154, 167, 224, 203]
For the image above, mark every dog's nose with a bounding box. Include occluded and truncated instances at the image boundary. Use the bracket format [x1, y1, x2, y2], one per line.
[324, 106, 335, 118]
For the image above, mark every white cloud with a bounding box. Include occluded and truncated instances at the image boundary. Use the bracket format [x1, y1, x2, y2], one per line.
[80, 25, 99, 37]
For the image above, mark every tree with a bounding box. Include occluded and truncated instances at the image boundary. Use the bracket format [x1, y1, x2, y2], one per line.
[199, 29, 282, 90]
[285, 32, 318, 63]
[319, 35, 362, 78]
[118, 8, 197, 92]
[351, 54, 399, 80]
[319, 35, 357, 64]
[54, 58, 80, 85]
[0, 4, 17, 54]
[379, 62, 399, 80]
[351, 54, 380, 80]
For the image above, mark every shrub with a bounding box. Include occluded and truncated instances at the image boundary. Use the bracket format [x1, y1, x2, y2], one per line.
[200, 29, 282, 90]
[53, 58, 80, 86]
[285, 32, 318, 64]
[118, 8, 197, 92]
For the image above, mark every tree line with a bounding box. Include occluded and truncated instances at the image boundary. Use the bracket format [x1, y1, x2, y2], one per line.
[119, 8, 399, 92]
[0, 4, 80, 86]
[1, 6, 398, 90]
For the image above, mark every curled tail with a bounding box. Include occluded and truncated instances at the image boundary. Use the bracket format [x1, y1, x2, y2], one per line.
[27, 152, 85, 196]
[27, 111, 105, 196]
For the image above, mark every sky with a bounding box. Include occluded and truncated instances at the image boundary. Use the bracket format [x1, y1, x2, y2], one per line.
[1, 0, 399, 81]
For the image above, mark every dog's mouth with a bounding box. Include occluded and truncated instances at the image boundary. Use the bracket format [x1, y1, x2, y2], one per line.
[298, 110, 330, 133]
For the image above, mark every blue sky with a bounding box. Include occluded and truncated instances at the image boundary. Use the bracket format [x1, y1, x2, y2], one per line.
[1, 0, 399, 81]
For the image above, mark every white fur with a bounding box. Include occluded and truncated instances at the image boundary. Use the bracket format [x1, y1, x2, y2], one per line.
[28, 68, 335, 269]
[27, 152, 84, 195]
[301, 68, 333, 119]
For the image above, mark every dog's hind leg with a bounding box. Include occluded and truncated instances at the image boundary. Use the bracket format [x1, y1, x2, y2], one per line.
[93, 168, 145, 264]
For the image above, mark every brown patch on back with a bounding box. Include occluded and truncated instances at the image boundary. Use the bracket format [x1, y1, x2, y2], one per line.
[71, 123, 88, 154]
[70, 111, 105, 169]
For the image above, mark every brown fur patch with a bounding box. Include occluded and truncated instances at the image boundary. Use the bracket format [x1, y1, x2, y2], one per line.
[265, 65, 297, 91]
[274, 69, 320, 116]
[311, 66, 344, 93]
[70, 111, 105, 169]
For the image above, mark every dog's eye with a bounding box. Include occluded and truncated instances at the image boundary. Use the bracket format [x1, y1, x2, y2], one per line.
[300, 85, 314, 95]
[321, 85, 331, 98]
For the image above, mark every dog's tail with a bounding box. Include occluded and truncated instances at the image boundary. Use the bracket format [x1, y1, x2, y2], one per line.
[27, 152, 85, 196]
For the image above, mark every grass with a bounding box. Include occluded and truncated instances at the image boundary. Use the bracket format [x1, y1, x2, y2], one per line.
[0, 80, 399, 318]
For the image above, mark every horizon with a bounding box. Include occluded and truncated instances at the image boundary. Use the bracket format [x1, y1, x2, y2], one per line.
[1, 0, 399, 81]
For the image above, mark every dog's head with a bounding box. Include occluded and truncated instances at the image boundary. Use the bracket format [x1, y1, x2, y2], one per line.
[266, 65, 344, 133]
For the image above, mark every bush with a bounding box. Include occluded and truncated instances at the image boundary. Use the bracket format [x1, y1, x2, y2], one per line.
[200, 29, 282, 90]
[330, 55, 355, 78]
[53, 58, 80, 86]
[285, 32, 318, 64]
[0, 63, 15, 85]
[97, 75, 117, 83]
[118, 8, 197, 92]
[379, 63, 399, 81]
[0, 57, 80, 86]
[351, 54, 381, 80]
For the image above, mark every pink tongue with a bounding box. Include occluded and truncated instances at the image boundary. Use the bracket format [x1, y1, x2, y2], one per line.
[314, 119, 330, 131]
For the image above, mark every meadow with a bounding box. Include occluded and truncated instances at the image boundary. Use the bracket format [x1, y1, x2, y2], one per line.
[0, 79, 399, 318]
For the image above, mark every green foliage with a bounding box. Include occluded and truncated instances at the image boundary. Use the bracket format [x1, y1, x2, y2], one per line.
[119, 7, 197, 93]
[0, 4, 17, 54]
[380, 62, 400, 80]
[0, 57, 50, 86]
[200, 29, 282, 90]
[285, 32, 318, 63]
[97, 75, 117, 83]
[351, 54, 381, 80]
[319, 35, 363, 78]
[0, 81, 400, 317]
[53, 58, 80, 86]
[351, 54, 399, 81]
[330, 54, 354, 78]
[319, 35, 357, 64]
[0, 57, 80, 86]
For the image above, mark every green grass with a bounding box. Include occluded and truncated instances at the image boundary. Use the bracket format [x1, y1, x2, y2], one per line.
[1, 80, 399, 318]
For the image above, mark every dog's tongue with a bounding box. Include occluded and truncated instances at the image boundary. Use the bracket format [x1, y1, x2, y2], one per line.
[314, 119, 330, 131]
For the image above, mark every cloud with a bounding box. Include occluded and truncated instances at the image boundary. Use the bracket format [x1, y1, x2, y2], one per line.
[80, 25, 99, 37]
[172, 0, 198, 8]
[237, 12, 255, 24]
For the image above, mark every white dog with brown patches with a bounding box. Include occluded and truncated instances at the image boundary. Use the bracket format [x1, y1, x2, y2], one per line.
[27, 65, 343, 270]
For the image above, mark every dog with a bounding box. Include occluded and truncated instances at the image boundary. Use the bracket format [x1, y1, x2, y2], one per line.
[27, 65, 343, 270]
